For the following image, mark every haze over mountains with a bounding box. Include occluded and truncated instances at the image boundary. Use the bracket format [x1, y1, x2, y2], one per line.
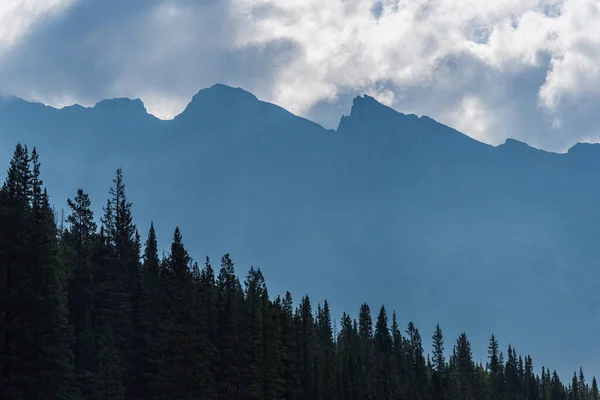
[1, 83, 599, 379]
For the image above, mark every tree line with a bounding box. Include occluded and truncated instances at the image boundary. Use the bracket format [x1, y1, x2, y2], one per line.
[0, 143, 597, 400]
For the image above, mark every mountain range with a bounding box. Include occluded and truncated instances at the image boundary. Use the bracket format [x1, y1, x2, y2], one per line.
[1, 83, 599, 379]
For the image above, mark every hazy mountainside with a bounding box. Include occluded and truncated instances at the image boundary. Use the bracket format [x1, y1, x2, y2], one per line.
[2, 83, 600, 378]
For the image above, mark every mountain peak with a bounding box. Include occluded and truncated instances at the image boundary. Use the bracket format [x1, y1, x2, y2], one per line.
[566, 141, 600, 161]
[500, 138, 532, 149]
[174, 84, 261, 122]
[191, 84, 258, 104]
[349, 94, 413, 119]
[338, 93, 447, 135]
[93, 97, 147, 114]
[172, 83, 327, 134]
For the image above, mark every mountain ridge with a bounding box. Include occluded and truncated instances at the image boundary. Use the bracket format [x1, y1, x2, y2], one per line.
[1, 82, 600, 379]
[1, 83, 595, 154]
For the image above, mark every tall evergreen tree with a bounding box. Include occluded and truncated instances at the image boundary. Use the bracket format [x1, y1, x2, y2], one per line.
[591, 377, 599, 400]
[357, 303, 374, 399]
[217, 253, 244, 398]
[261, 287, 284, 400]
[431, 324, 446, 400]
[94, 169, 139, 396]
[243, 266, 267, 398]
[455, 332, 475, 400]
[0, 145, 77, 399]
[488, 334, 504, 400]
[373, 305, 393, 400]
[279, 291, 298, 400]
[65, 188, 98, 396]
[297, 295, 316, 400]
[406, 321, 428, 400]
[155, 227, 214, 399]
[315, 300, 335, 400]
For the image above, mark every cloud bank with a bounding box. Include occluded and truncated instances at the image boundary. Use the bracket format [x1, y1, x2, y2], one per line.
[2, 0, 600, 151]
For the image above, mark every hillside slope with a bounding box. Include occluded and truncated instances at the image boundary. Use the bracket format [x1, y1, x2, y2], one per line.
[1, 83, 599, 378]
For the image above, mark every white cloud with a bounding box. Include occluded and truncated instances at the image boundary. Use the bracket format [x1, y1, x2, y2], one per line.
[3, 0, 600, 151]
[226, 0, 600, 149]
[442, 95, 497, 144]
[0, 0, 75, 52]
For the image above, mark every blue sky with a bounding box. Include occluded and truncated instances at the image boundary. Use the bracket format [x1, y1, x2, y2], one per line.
[1, 0, 600, 152]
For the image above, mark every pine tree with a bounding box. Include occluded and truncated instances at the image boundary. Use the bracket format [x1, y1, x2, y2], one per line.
[315, 300, 335, 400]
[155, 227, 214, 399]
[541, 366, 551, 400]
[262, 288, 284, 400]
[406, 321, 428, 400]
[279, 291, 298, 400]
[243, 266, 267, 398]
[524, 355, 537, 400]
[136, 222, 161, 396]
[551, 370, 563, 400]
[298, 295, 316, 400]
[431, 324, 446, 400]
[455, 332, 474, 400]
[93, 169, 139, 396]
[373, 305, 393, 400]
[390, 312, 405, 398]
[488, 334, 504, 400]
[578, 368, 586, 400]
[217, 253, 244, 398]
[0, 145, 77, 399]
[505, 344, 519, 398]
[336, 312, 358, 400]
[357, 303, 374, 399]
[200, 257, 219, 347]
[65, 188, 98, 395]
[571, 371, 579, 400]
[591, 376, 598, 400]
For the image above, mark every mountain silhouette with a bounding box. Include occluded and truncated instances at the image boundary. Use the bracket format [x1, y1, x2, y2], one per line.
[1, 83, 599, 378]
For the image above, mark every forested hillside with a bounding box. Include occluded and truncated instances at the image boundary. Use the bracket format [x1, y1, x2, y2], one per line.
[0, 143, 596, 399]
[4, 84, 600, 376]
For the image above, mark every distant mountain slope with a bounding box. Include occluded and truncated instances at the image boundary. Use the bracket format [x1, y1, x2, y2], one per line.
[1, 83, 600, 379]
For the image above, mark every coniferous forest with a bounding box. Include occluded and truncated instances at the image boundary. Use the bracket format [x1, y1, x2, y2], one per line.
[0, 143, 597, 400]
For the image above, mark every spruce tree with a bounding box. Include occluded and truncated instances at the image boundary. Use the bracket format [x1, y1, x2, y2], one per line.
[298, 295, 316, 400]
[315, 300, 335, 400]
[65, 188, 99, 396]
[357, 303, 374, 399]
[93, 169, 138, 396]
[455, 332, 474, 400]
[524, 355, 537, 400]
[373, 305, 393, 400]
[578, 368, 586, 400]
[591, 376, 598, 400]
[406, 321, 428, 400]
[0, 145, 77, 399]
[431, 324, 446, 400]
[390, 312, 405, 398]
[279, 291, 298, 399]
[243, 266, 267, 398]
[155, 227, 213, 399]
[217, 253, 244, 398]
[488, 334, 504, 400]
[262, 288, 284, 400]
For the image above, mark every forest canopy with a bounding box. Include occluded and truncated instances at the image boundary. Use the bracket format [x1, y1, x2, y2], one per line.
[0, 143, 595, 400]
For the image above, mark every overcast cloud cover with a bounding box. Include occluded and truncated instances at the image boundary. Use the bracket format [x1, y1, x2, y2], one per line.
[1, 0, 600, 152]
